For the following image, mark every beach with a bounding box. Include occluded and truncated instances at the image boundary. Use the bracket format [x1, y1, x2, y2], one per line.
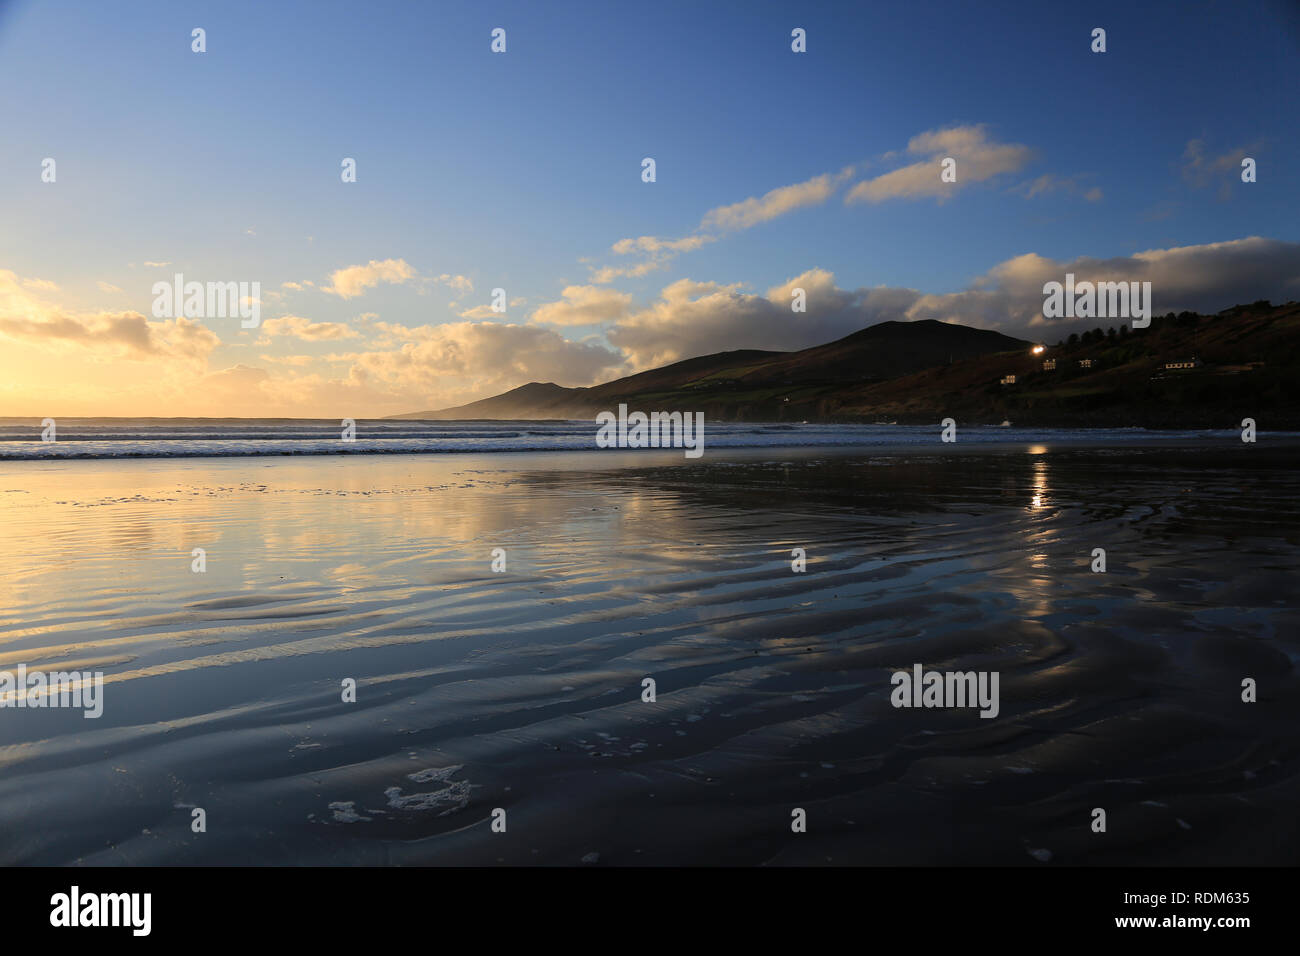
[1, 439, 1297, 865]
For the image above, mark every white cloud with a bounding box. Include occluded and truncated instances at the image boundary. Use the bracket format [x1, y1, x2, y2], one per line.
[458, 304, 502, 320]
[905, 236, 1300, 334]
[847, 125, 1032, 203]
[0, 269, 218, 365]
[258, 354, 316, 367]
[605, 237, 1300, 369]
[324, 260, 474, 300]
[611, 235, 715, 256]
[702, 168, 853, 231]
[325, 258, 418, 298]
[590, 170, 852, 284]
[589, 258, 676, 284]
[608, 271, 917, 371]
[259, 315, 360, 341]
[437, 274, 473, 293]
[530, 285, 633, 327]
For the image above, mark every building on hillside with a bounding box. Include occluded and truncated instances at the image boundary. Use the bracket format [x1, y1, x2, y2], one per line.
[1000, 374, 1017, 385]
[1164, 357, 1203, 371]
[1078, 358, 1093, 369]
[1042, 358, 1057, 371]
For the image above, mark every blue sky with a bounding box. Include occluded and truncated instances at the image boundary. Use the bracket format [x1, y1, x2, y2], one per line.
[0, 0, 1296, 416]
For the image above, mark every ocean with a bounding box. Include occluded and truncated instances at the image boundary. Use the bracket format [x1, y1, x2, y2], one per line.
[0, 417, 1279, 459]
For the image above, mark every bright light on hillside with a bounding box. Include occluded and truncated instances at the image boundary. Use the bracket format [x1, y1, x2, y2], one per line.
[1031, 345, 1045, 355]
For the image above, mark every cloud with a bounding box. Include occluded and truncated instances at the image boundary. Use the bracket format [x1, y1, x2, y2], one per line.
[263, 320, 629, 415]
[702, 168, 854, 231]
[325, 258, 418, 298]
[589, 258, 676, 284]
[323, 260, 473, 300]
[350, 321, 622, 383]
[0, 269, 218, 364]
[612, 236, 714, 256]
[1181, 138, 1261, 198]
[607, 271, 920, 371]
[605, 237, 1300, 369]
[530, 285, 633, 326]
[1008, 173, 1102, 202]
[258, 354, 316, 367]
[591, 170, 852, 283]
[97, 281, 124, 293]
[436, 273, 474, 293]
[8, 234, 1296, 417]
[586, 129, 1035, 284]
[905, 236, 1300, 336]
[0, 311, 218, 363]
[846, 125, 1032, 203]
[458, 304, 503, 320]
[259, 314, 360, 341]
[142, 261, 171, 268]
[201, 364, 270, 388]
[591, 235, 718, 284]
[86, 317, 629, 418]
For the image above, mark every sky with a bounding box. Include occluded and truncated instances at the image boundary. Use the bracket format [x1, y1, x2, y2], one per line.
[0, 0, 1297, 418]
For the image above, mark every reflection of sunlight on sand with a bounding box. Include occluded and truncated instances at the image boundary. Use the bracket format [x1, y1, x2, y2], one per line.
[0, 454, 715, 706]
[1030, 456, 1049, 511]
[1017, 456, 1054, 612]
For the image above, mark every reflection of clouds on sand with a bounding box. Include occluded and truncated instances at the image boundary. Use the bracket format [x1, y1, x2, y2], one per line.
[0, 444, 1297, 864]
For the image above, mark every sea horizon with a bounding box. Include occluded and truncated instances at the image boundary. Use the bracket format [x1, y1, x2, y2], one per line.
[1, 418, 1294, 460]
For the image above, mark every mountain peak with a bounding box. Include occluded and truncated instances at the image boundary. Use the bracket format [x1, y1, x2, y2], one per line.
[389, 317, 1031, 421]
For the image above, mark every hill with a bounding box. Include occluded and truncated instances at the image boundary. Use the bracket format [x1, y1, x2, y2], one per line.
[390, 319, 1030, 421]
[390, 303, 1300, 427]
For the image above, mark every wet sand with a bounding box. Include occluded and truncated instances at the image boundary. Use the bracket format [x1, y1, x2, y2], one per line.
[0, 440, 1297, 865]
